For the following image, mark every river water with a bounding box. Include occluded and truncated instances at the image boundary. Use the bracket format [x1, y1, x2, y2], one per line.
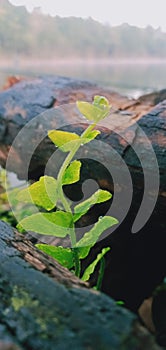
[0, 60, 166, 98]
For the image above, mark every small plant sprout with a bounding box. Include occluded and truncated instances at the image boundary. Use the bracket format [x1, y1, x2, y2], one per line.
[17, 96, 118, 288]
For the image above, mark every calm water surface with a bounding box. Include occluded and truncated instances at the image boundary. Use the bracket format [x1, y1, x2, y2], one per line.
[0, 61, 166, 98]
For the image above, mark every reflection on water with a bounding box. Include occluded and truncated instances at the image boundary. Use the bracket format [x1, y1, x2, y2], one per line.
[0, 60, 166, 98]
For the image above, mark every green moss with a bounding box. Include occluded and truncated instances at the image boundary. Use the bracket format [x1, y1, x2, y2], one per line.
[11, 286, 39, 312]
[36, 317, 47, 332]
[10, 286, 61, 339]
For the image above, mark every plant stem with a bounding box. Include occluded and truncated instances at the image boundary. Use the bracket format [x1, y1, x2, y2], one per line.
[96, 257, 105, 290]
[57, 122, 96, 187]
[72, 248, 81, 277]
[56, 122, 96, 214]
[81, 123, 96, 138]
[56, 122, 96, 276]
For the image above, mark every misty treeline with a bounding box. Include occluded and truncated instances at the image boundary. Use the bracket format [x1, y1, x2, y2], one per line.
[0, 0, 166, 59]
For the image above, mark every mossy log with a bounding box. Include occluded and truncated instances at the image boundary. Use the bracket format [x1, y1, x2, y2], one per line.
[0, 220, 163, 350]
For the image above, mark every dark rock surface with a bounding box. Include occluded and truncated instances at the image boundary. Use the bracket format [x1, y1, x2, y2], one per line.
[0, 220, 162, 350]
[138, 89, 166, 106]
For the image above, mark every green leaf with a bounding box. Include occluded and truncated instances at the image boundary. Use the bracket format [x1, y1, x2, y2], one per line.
[36, 244, 74, 269]
[93, 95, 110, 108]
[17, 176, 57, 211]
[83, 129, 100, 140]
[116, 301, 125, 306]
[80, 130, 101, 145]
[17, 211, 73, 237]
[73, 189, 112, 222]
[62, 160, 81, 185]
[76, 216, 118, 247]
[15, 204, 37, 222]
[77, 97, 110, 122]
[77, 101, 103, 122]
[48, 130, 80, 152]
[6, 187, 21, 207]
[77, 245, 91, 259]
[81, 247, 110, 281]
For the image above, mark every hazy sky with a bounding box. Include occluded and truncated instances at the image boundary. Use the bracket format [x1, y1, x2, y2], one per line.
[10, 0, 166, 31]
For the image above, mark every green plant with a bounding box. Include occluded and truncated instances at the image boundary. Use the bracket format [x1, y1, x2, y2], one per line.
[0, 168, 35, 226]
[17, 96, 118, 287]
[0, 169, 17, 225]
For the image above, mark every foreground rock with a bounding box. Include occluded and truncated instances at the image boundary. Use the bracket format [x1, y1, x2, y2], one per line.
[0, 221, 162, 350]
[0, 76, 165, 318]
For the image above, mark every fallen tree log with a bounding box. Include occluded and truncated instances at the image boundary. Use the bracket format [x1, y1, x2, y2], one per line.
[0, 220, 163, 350]
[0, 75, 153, 175]
[0, 76, 165, 313]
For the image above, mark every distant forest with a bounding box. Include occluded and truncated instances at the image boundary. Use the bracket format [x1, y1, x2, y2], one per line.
[0, 0, 166, 59]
